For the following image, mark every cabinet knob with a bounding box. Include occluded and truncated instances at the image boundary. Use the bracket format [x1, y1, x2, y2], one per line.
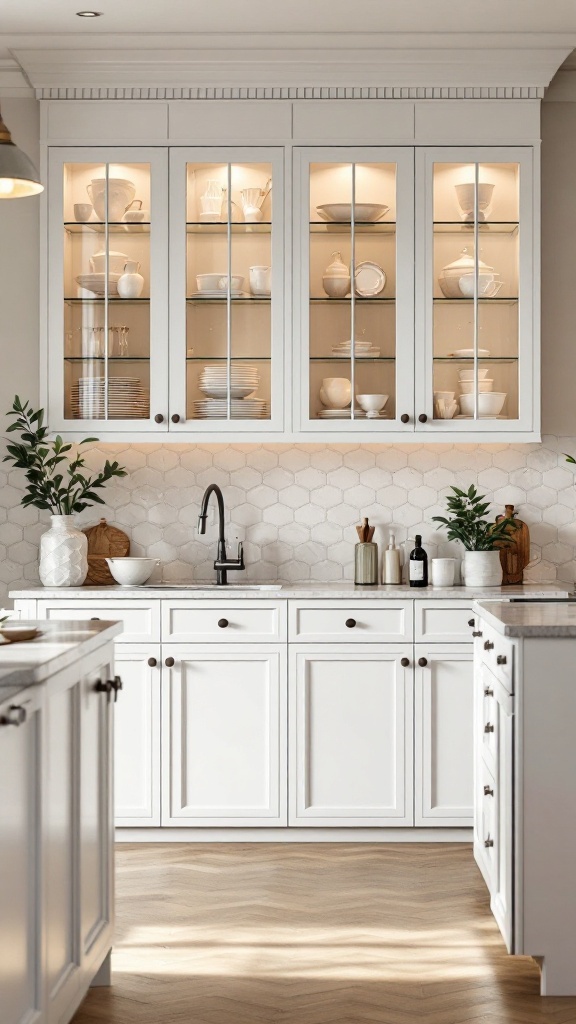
[345, 618, 356, 629]
[0, 705, 27, 727]
[496, 654, 507, 665]
[418, 656, 428, 667]
[400, 657, 410, 668]
[484, 836, 494, 849]
[147, 657, 157, 668]
[90, 617, 100, 621]
[165, 656, 175, 668]
[400, 413, 410, 424]
[171, 414, 181, 423]
[484, 687, 494, 697]
[484, 640, 494, 651]
[484, 723, 495, 734]
[468, 618, 475, 627]
[218, 618, 229, 629]
[418, 413, 428, 423]
[472, 631, 483, 638]
[483, 785, 494, 797]
[154, 413, 164, 424]
[95, 679, 112, 695]
[110, 675, 123, 702]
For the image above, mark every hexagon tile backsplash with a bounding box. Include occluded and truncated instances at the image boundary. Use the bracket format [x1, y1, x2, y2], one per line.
[1, 438, 576, 603]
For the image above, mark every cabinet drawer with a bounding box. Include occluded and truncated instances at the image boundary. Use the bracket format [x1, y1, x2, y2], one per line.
[289, 600, 413, 643]
[478, 622, 514, 693]
[415, 600, 474, 642]
[162, 600, 287, 643]
[35, 600, 160, 643]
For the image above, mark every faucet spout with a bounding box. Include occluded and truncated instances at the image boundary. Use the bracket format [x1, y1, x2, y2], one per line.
[197, 483, 245, 586]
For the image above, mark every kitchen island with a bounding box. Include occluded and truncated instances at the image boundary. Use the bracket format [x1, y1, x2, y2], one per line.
[472, 600, 576, 996]
[0, 620, 122, 1024]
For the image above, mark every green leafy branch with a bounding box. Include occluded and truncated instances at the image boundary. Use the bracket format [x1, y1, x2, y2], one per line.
[3, 396, 127, 515]
[432, 485, 518, 551]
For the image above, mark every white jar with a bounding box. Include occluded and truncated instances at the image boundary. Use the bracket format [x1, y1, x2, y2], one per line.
[39, 515, 88, 587]
[431, 557, 456, 588]
[117, 260, 144, 299]
[322, 251, 351, 298]
[462, 550, 503, 588]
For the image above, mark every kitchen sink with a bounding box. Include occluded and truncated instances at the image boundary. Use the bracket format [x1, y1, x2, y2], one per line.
[146, 583, 283, 591]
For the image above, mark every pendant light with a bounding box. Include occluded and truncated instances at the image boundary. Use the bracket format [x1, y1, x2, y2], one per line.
[0, 105, 43, 199]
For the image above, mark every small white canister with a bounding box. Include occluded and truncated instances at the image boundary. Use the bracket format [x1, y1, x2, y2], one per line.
[431, 557, 456, 588]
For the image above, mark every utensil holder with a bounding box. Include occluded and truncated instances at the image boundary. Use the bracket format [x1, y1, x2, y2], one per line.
[354, 542, 379, 585]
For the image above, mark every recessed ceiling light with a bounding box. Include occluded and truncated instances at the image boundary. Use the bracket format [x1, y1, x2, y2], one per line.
[76, 10, 103, 16]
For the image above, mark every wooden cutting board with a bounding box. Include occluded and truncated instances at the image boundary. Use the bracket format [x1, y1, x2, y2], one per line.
[83, 518, 130, 585]
[495, 504, 531, 585]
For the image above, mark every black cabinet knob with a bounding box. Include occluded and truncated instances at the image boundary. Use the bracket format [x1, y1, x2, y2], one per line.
[218, 618, 229, 629]
[484, 640, 494, 651]
[147, 657, 157, 668]
[468, 618, 475, 627]
[90, 616, 100, 621]
[110, 675, 123, 702]
[400, 413, 410, 424]
[95, 679, 112, 694]
[345, 618, 356, 629]
[484, 785, 494, 797]
[472, 630, 483, 638]
[400, 657, 410, 668]
[165, 656, 175, 668]
[154, 413, 164, 423]
[0, 705, 27, 726]
[171, 413, 181, 423]
[418, 413, 428, 423]
[484, 723, 495, 733]
[418, 656, 428, 667]
[496, 654, 507, 665]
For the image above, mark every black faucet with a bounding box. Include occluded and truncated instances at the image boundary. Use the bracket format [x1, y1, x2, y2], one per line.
[197, 483, 245, 585]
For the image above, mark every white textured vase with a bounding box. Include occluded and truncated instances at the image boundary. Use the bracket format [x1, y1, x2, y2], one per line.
[462, 549, 503, 588]
[39, 515, 88, 587]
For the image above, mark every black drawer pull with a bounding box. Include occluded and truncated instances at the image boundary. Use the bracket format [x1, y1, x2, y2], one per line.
[484, 785, 494, 797]
[345, 618, 356, 629]
[165, 657, 175, 668]
[418, 413, 428, 423]
[0, 705, 27, 726]
[218, 618, 229, 629]
[468, 618, 475, 627]
[496, 654, 507, 665]
[484, 837, 494, 849]
[90, 617, 100, 620]
[400, 413, 409, 424]
[484, 723, 495, 734]
[484, 640, 494, 651]
[148, 657, 157, 667]
[484, 687, 494, 697]
[472, 631, 483, 638]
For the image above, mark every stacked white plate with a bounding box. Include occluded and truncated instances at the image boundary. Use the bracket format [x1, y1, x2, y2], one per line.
[71, 377, 150, 419]
[194, 399, 269, 419]
[331, 339, 381, 358]
[198, 364, 260, 400]
[75, 273, 120, 297]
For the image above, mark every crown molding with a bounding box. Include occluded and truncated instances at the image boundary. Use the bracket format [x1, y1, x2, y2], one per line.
[35, 85, 545, 101]
[9, 34, 575, 93]
[0, 59, 34, 97]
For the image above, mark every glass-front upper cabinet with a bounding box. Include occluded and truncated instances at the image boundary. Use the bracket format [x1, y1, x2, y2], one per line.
[417, 147, 535, 434]
[47, 148, 168, 433]
[169, 148, 284, 432]
[295, 148, 414, 433]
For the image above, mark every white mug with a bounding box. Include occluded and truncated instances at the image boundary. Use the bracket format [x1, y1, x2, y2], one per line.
[431, 558, 456, 588]
[249, 265, 271, 296]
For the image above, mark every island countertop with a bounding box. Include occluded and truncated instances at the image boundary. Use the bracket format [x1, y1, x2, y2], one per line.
[474, 599, 576, 637]
[0, 620, 123, 702]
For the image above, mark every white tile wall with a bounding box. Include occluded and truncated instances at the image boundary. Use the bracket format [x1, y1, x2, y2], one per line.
[2, 436, 576, 600]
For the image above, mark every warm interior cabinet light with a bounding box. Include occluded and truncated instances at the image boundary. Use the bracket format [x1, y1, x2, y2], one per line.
[0, 107, 43, 198]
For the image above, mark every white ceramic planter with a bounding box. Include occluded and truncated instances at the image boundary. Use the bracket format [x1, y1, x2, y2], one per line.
[39, 515, 88, 587]
[462, 549, 503, 588]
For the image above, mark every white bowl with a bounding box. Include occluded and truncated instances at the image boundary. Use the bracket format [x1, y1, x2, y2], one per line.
[90, 250, 129, 275]
[454, 182, 495, 219]
[458, 392, 506, 417]
[196, 273, 244, 293]
[459, 379, 494, 394]
[75, 272, 120, 296]
[356, 394, 388, 418]
[319, 377, 352, 409]
[434, 390, 455, 402]
[458, 367, 490, 381]
[106, 557, 157, 586]
[316, 203, 389, 223]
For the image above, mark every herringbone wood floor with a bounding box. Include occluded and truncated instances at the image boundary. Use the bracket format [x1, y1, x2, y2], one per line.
[73, 844, 576, 1024]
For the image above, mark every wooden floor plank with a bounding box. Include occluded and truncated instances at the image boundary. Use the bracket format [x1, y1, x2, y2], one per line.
[72, 844, 576, 1024]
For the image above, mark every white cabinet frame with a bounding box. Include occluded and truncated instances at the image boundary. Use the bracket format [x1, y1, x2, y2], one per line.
[113, 645, 161, 827]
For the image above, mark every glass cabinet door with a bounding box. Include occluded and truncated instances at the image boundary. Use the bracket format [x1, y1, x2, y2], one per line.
[417, 147, 535, 434]
[169, 148, 284, 432]
[48, 148, 168, 432]
[296, 148, 414, 432]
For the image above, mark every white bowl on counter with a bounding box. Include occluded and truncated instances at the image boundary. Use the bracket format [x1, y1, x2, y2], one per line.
[106, 557, 157, 586]
[458, 392, 506, 417]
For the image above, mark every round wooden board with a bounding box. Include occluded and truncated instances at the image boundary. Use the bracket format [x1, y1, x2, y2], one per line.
[83, 518, 130, 585]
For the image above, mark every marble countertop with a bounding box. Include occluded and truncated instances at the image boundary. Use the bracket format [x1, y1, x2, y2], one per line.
[0, 620, 123, 703]
[474, 600, 576, 637]
[9, 582, 572, 601]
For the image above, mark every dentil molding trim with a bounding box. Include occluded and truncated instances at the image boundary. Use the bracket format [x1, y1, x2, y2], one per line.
[35, 85, 545, 100]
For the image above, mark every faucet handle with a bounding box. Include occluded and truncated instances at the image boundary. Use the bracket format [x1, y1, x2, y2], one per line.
[237, 540, 244, 564]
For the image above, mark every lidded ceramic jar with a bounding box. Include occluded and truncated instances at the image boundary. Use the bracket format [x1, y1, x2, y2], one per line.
[322, 251, 351, 298]
[438, 248, 494, 299]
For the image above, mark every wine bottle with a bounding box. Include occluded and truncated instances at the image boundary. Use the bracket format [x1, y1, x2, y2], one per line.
[409, 535, 428, 588]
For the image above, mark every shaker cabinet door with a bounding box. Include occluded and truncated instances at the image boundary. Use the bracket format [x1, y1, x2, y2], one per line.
[113, 645, 161, 826]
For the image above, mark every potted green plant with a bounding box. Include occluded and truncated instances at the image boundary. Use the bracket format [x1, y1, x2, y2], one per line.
[3, 396, 126, 587]
[432, 485, 518, 587]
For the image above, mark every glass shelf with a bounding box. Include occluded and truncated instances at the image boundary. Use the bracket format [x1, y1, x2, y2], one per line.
[186, 222, 271, 234]
[434, 356, 519, 363]
[433, 297, 518, 305]
[186, 355, 272, 362]
[64, 356, 151, 363]
[186, 295, 270, 303]
[310, 297, 395, 304]
[64, 222, 151, 234]
[310, 221, 396, 234]
[310, 356, 395, 363]
[433, 221, 519, 236]
[64, 297, 150, 304]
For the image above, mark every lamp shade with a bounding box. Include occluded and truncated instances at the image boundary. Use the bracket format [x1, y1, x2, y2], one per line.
[0, 107, 43, 198]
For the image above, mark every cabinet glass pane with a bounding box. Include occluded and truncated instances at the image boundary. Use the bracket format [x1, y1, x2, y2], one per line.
[432, 162, 520, 422]
[185, 162, 273, 421]
[62, 162, 151, 421]
[308, 162, 397, 423]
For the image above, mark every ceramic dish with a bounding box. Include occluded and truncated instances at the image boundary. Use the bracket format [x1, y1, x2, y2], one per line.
[354, 261, 386, 297]
[316, 203, 389, 223]
[189, 291, 246, 299]
[106, 557, 157, 586]
[458, 379, 494, 394]
[317, 408, 367, 419]
[458, 367, 490, 381]
[459, 392, 506, 417]
[0, 626, 43, 643]
[75, 273, 120, 296]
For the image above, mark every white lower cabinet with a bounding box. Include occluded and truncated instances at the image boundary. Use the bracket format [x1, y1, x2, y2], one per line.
[289, 644, 413, 826]
[161, 645, 287, 826]
[415, 644, 474, 827]
[113, 646, 161, 826]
